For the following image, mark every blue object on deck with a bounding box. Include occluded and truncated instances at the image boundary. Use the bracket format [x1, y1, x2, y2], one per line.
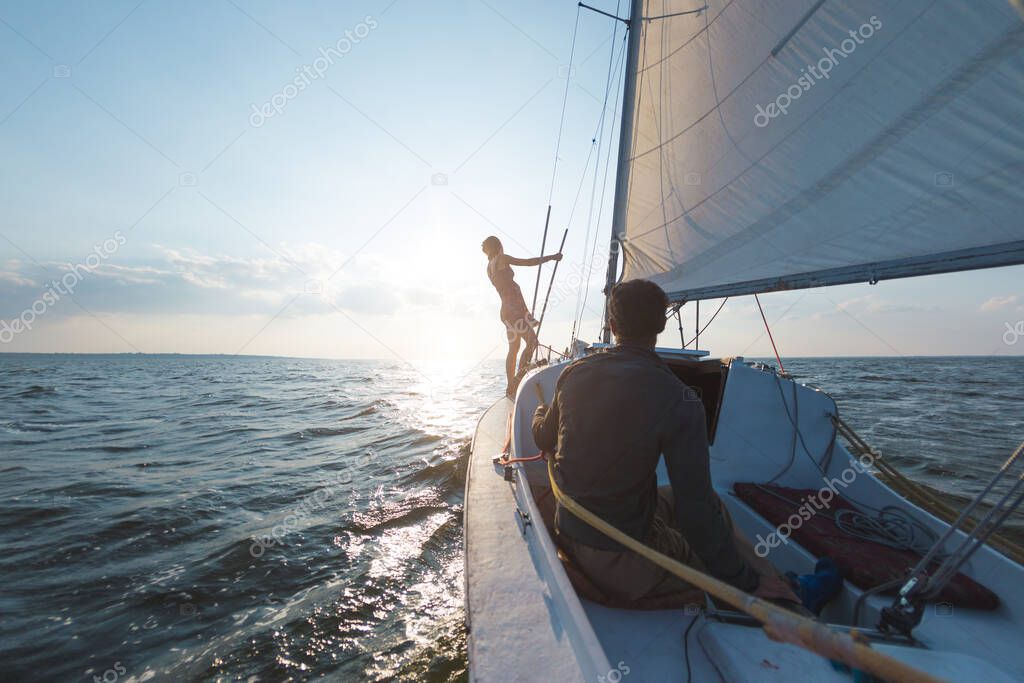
[786, 557, 843, 615]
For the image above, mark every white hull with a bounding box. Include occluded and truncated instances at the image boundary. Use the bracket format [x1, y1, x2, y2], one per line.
[465, 356, 1024, 682]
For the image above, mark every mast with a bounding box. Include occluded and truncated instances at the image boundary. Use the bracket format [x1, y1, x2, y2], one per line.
[601, 0, 643, 343]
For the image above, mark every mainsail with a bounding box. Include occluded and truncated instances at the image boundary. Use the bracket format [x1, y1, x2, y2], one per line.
[614, 0, 1024, 302]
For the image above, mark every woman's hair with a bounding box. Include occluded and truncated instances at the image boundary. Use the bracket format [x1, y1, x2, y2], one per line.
[608, 279, 669, 341]
[481, 235, 503, 257]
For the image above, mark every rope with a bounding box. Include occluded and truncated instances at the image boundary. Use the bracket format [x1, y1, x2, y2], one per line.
[545, 457, 944, 683]
[500, 451, 547, 465]
[754, 293, 785, 374]
[765, 374, 807, 485]
[750, 483, 938, 558]
[529, 383, 943, 683]
[833, 507, 939, 556]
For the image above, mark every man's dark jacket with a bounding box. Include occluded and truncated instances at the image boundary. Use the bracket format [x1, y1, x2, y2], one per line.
[532, 344, 758, 591]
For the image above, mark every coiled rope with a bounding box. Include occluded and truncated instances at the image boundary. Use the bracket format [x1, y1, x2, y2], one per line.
[833, 507, 939, 556]
[834, 416, 1024, 566]
[750, 483, 942, 559]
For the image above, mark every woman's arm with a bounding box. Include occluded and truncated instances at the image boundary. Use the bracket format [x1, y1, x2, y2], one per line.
[506, 253, 562, 267]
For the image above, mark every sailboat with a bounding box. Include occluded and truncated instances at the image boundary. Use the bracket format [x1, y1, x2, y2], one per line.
[465, 1, 1024, 681]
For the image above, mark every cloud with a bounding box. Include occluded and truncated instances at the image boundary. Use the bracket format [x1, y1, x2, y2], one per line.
[0, 269, 36, 288]
[829, 294, 939, 316]
[0, 244, 464, 323]
[330, 285, 402, 315]
[981, 294, 1019, 312]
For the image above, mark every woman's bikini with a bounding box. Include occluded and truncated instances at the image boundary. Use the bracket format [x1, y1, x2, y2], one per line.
[488, 257, 531, 328]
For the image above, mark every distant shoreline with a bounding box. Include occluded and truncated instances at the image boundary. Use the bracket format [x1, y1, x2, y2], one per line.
[0, 352, 1020, 361]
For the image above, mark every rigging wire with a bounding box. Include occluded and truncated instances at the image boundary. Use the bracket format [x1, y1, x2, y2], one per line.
[575, 24, 628, 342]
[560, 30, 627, 242]
[621, 10, 648, 236]
[683, 297, 728, 347]
[598, 7, 650, 341]
[695, 300, 699, 348]
[561, 26, 623, 251]
[564, 142, 598, 228]
[573, 32, 626, 338]
[535, 228, 570, 346]
[546, 5, 582, 205]
[674, 305, 685, 348]
[532, 5, 582, 318]
[754, 293, 785, 374]
[518, 2, 625, 345]
[555, 35, 627, 347]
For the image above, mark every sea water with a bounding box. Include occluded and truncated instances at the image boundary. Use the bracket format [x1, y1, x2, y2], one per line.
[0, 354, 1021, 681]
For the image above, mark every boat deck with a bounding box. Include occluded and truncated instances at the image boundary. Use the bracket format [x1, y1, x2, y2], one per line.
[466, 358, 1024, 682]
[465, 398, 608, 682]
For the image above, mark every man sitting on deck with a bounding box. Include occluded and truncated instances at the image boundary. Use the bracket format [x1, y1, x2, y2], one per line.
[532, 280, 796, 604]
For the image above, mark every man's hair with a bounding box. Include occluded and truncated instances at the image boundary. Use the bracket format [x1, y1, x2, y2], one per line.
[608, 279, 668, 341]
[481, 236, 502, 257]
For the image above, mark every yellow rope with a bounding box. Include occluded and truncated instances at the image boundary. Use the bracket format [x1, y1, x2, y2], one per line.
[545, 458, 945, 683]
[532, 383, 944, 683]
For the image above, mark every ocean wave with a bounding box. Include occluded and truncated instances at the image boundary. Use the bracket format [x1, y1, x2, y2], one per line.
[286, 425, 369, 440]
[15, 385, 58, 398]
[349, 493, 452, 534]
[402, 449, 470, 489]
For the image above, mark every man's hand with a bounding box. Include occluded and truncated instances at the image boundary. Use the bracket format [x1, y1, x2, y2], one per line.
[531, 400, 557, 452]
[753, 575, 800, 604]
[548, 252, 563, 263]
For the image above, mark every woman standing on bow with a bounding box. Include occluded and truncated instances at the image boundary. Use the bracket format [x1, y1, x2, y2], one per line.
[481, 235, 562, 397]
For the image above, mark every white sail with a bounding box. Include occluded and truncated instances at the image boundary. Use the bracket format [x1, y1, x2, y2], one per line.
[618, 0, 1024, 301]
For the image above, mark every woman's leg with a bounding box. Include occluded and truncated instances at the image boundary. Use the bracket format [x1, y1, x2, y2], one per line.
[505, 328, 522, 396]
[518, 324, 538, 378]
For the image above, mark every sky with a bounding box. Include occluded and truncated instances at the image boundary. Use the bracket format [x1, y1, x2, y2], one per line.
[0, 0, 1021, 368]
